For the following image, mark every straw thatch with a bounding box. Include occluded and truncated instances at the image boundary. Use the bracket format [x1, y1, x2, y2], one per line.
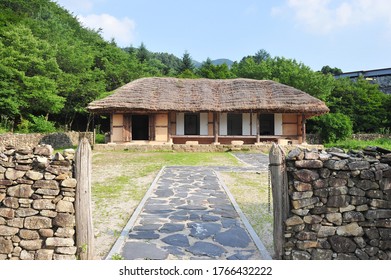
[87, 77, 329, 116]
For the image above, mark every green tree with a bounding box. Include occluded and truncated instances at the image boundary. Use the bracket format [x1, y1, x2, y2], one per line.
[197, 58, 235, 79]
[179, 51, 195, 73]
[310, 113, 353, 143]
[326, 77, 388, 132]
[136, 42, 150, 63]
[321, 65, 343, 75]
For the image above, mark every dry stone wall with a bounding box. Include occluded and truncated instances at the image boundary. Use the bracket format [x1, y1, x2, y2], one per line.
[0, 131, 93, 149]
[283, 147, 391, 260]
[0, 144, 77, 260]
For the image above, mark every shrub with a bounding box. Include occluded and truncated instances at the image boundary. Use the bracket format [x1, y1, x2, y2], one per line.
[312, 113, 353, 143]
[29, 115, 56, 133]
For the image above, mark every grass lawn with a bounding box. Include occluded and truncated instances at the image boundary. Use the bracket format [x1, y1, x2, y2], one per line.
[325, 137, 391, 151]
[91, 150, 273, 259]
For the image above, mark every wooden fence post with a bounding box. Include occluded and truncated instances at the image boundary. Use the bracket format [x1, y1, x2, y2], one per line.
[75, 138, 94, 260]
[269, 143, 289, 259]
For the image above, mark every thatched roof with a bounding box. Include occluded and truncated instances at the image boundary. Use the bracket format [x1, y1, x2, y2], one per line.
[87, 77, 329, 116]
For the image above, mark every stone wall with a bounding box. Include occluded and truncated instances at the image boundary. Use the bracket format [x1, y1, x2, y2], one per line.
[0, 131, 94, 149]
[283, 147, 391, 260]
[306, 133, 391, 145]
[0, 144, 77, 260]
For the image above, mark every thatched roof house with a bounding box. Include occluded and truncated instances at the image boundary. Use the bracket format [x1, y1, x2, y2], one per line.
[88, 77, 329, 145]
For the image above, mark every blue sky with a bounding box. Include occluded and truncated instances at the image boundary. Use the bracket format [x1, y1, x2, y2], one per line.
[55, 0, 391, 72]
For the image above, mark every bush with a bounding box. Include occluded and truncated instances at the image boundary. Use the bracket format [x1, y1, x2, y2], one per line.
[16, 115, 56, 133]
[29, 115, 56, 133]
[312, 113, 353, 143]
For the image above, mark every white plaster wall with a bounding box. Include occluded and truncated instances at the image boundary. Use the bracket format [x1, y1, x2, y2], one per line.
[252, 113, 257, 135]
[219, 113, 227, 135]
[275, 113, 283, 135]
[242, 113, 251, 135]
[176, 113, 184, 135]
[200, 113, 208, 136]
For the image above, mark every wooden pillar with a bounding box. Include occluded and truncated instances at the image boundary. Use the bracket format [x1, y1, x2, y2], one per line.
[75, 138, 94, 260]
[302, 114, 306, 144]
[213, 112, 219, 144]
[269, 143, 289, 260]
[256, 113, 260, 143]
[167, 112, 172, 143]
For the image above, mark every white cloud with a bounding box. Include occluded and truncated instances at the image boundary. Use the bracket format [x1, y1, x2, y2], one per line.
[273, 0, 391, 34]
[78, 14, 136, 46]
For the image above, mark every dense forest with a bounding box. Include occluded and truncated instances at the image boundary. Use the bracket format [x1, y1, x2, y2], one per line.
[0, 0, 390, 140]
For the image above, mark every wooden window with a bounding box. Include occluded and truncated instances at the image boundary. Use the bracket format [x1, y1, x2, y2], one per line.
[184, 113, 200, 135]
[227, 113, 242, 135]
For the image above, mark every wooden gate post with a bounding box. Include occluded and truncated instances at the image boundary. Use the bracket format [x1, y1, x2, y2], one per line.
[269, 143, 289, 259]
[75, 138, 94, 260]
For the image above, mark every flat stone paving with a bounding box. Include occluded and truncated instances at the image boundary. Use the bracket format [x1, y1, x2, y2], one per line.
[117, 153, 270, 260]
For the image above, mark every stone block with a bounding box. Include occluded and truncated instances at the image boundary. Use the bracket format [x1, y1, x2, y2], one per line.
[61, 178, 77, 188]
[303, 215, 322, 224]
[329, 236, 357, 253]
[348, 161, 370, 171]
[56, 200, 74, 213]
[19, 229, 39, 240]
[34, 145, 53, 156]
[292, 250, 311, 260]
[39, 228, 54, 237]
[295, 160, 323, 169]
[24, 216, 52, 229]
[292, 191, 313, 200]
[0, 208, 14, 219]
[20, 239, 43, 250]
[0, 238, 13, 254]
[337, 222, 364, 237]
[33, 180, 59, 190]
[324, 159, 349, 170]
[20, 250, 35, 260]
[350, 196, 368, 206]
[329, 186, 348, 196]
[53, 254, 76, 260]
[312, 249, 333, 260]
[32, 199, 56, 210]
[348, 187, 365, 197]
[313, 179, 328, 189]
[318, 226, 337, 237]
[291, 197, 319, 209]
[319, 168, 331, 179]
[329, 178, 347, 188]
[366, 190, 383, 199]
[25, 170, 43, 181]
[379, 228, 391, 240]
[327, 195, 350, 208]
[0, 225, 19, 236]
[6, 218, 24, 228]
[326, 213, 342, 225]
[380, 177, 391, 190]
[40, 210, 57, 218]
[342, 211, 365, 222]
[285, 215, 304, 226]
[15, 208, 38, 217]
[296, 231, 317, 240]
[46, 237, 74, 247]
[35, 249, 54, 260]
[53, 213, 75, 227]
[296, 240, 318, 250]
[370, 199, 391, 208]
[7, 185, 34, 198]
[5, 169, 25, 180]
[294, 169, 319, 182]
[55, 227, 75, 238]
[294, 181, 312, 191]
[356, 180, 379, 191]
[55, 246, 77, 255]
[360, 170, 374, 180]
[3, 197, 19, 209]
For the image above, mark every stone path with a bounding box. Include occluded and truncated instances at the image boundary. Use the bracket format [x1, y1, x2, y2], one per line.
[108, 153, 271, 260]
